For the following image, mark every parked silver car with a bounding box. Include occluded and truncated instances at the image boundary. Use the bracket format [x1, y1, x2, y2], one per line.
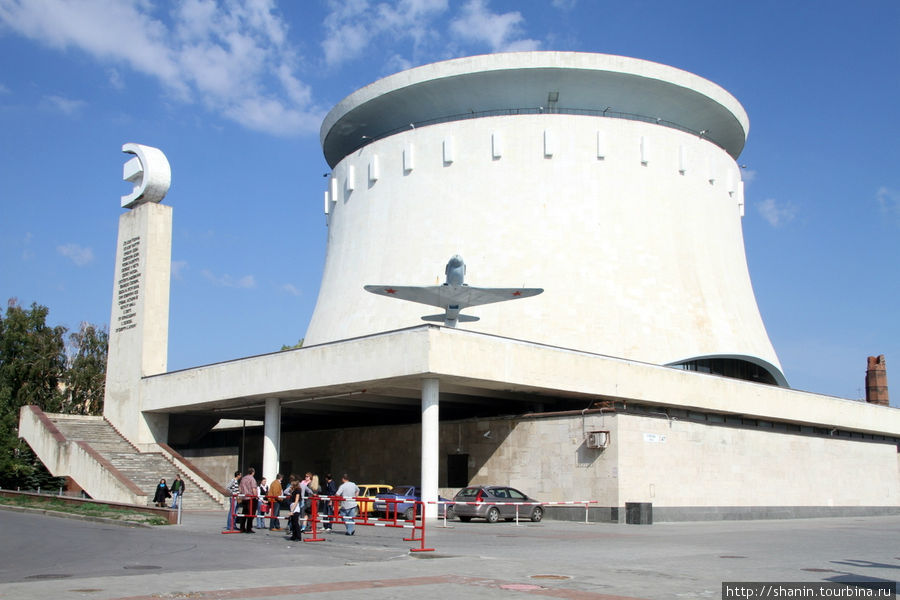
[452, 485, 543, 523]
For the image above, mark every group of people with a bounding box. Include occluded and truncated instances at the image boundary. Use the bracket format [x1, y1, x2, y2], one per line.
[152, 475, 185, 508]
[226, 468, 360, 538]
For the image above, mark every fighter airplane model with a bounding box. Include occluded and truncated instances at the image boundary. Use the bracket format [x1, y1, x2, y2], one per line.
[364, 255, 543, 327]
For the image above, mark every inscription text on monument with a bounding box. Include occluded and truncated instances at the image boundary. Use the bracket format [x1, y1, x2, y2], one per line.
[116, 235, 141, 333]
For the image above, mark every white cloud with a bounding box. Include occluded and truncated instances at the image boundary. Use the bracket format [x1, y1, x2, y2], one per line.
[327, 0, 545, 72]
[449, 0, 540, 53]
[280, 283, 302, 297]
[377, 0, 448, 52]
[383, 53, 414, 74]
[321, 0, 375, 67]
[201, 269, 256, 288]
[551, 0, 577, 9]
[0, 0, 322, 136]
[756, 198, 796, 228]
[741, 169, 757, 185]
[0, 0, 183, 88]
[57, 243, 94, 266]
[43, 94, 86, 115]
[321, 0, 448, 67]
[876, 186, 899, 218]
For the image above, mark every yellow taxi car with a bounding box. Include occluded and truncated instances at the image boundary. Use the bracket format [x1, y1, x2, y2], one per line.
[356, 484, 392, 515]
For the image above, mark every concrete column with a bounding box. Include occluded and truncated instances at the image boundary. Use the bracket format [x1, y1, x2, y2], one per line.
[263, 398, 281, 480]
[104, 201, 172, 449]
[421, 378, 440, 520]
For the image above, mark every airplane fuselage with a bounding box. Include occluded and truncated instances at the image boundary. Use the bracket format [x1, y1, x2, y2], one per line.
[445, 255, 466, 286]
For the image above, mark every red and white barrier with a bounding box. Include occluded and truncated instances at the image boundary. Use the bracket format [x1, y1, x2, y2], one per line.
[223, 493, 433, 551]
[222, 494, 283, 534]
[306, 495, 434, 552]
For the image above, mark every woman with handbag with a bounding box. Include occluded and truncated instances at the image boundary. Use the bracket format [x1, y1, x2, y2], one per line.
[256, 477, 269, 529]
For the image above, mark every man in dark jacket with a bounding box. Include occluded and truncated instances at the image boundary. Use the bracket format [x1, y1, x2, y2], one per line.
[170, 475, 185, 508]
[322, 474, 338, 531]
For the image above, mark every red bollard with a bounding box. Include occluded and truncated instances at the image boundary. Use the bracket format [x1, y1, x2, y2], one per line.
[304, 495, 325, 542]
[406, 501, 434, 552]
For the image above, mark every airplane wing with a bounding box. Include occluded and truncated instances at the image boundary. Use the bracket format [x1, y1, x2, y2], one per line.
[364, 285, 542, 309]
[453, 287, 543, 308]
[363, 285, 450, 308]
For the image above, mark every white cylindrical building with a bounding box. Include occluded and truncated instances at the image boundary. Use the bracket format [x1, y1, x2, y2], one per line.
[305, 52, 786, 387]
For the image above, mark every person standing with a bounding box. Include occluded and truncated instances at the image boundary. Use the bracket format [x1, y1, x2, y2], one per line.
[336, 474, 360, 536]
[299, 473, 313, 533]
[288, 480, 303, 541]
[153, 478, 170, 508]
[238, 467, 258, 533]
[308, 473, 321, 531]
[225, 470, 241, 530]
[256, 477, 269, 529]
[284, 476, 298, 537]
[169, 475, 185, 508]
[268, 473, 284, 530]
[322, 473, 337, 531]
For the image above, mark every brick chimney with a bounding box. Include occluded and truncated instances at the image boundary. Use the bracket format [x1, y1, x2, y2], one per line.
[865, 355, 889, 406]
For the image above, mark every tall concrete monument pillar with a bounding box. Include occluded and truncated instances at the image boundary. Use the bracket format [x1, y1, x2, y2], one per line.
[103, 143, 172, 450]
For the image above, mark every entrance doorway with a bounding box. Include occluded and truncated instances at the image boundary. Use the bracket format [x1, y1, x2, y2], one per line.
[447, 453, 468, 488]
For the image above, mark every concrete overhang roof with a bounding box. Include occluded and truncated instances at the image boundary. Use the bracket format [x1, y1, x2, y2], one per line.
[322, 51, 749, 167]
[142, 326, 900, 437]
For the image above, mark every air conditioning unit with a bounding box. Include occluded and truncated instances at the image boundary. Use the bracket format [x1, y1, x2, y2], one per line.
[586, 430, 610, 449]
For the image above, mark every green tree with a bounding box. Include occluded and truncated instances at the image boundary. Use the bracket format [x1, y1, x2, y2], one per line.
[0, 300, 68, 489]
[62, 323, 108, 416]
[0, 300, 108, 489]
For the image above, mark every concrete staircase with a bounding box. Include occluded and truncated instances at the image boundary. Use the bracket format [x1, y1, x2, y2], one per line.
[45, 415, 223, 511]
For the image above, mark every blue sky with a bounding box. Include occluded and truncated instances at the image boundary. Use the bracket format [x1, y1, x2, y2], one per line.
[1, 1, 898, 406]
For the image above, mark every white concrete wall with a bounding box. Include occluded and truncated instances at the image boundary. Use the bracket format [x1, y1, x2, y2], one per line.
[306, 113, 780, 377]
[616, 413, 900, 507]
[464, 415, 621, 507]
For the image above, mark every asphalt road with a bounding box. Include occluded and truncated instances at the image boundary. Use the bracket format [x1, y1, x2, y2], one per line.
[0, 508, 898, 599]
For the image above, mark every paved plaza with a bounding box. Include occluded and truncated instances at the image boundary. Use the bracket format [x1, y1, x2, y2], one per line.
[0, 508, 897, 600]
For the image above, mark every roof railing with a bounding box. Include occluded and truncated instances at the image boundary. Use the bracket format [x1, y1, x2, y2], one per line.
[332, 106, 717, 163]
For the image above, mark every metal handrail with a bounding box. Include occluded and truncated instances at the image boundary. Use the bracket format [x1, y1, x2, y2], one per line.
[336, 106, 714, 161]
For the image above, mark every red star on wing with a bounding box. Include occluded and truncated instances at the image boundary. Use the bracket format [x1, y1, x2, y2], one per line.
[385, 288, 398, 294]
[512, 290, 522, 296]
